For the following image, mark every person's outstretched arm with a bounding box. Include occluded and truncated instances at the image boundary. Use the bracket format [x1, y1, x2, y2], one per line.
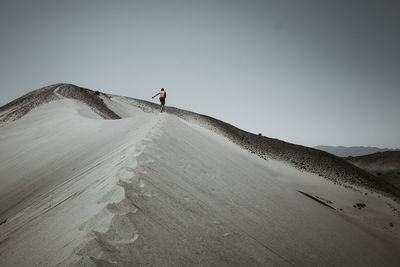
[152, 92, 160, 99]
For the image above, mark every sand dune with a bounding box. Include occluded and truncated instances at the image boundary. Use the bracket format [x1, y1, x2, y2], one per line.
[1, 84, 400, 266]
[345, 151, 400, 190]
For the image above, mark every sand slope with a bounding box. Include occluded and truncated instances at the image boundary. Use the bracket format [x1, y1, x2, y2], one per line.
[0, 89, 400, 266]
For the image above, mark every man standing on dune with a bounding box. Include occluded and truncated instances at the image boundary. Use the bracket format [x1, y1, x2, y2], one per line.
[152, 88, 166, 112]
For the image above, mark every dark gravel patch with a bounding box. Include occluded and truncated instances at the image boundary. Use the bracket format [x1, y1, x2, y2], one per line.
[56, 84, 120, 120]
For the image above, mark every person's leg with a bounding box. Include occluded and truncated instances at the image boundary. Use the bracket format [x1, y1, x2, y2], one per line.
[160, 98, 165, 112]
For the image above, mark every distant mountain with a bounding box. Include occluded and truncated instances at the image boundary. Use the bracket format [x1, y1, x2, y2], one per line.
[345, 151, 400, 189]
[314, 146, 398, 157]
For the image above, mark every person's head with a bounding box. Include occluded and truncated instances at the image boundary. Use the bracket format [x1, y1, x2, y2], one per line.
[161, 88, 164, 91]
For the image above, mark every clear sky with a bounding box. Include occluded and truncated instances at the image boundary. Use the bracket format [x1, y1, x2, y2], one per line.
[1, 0, 399, 148]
